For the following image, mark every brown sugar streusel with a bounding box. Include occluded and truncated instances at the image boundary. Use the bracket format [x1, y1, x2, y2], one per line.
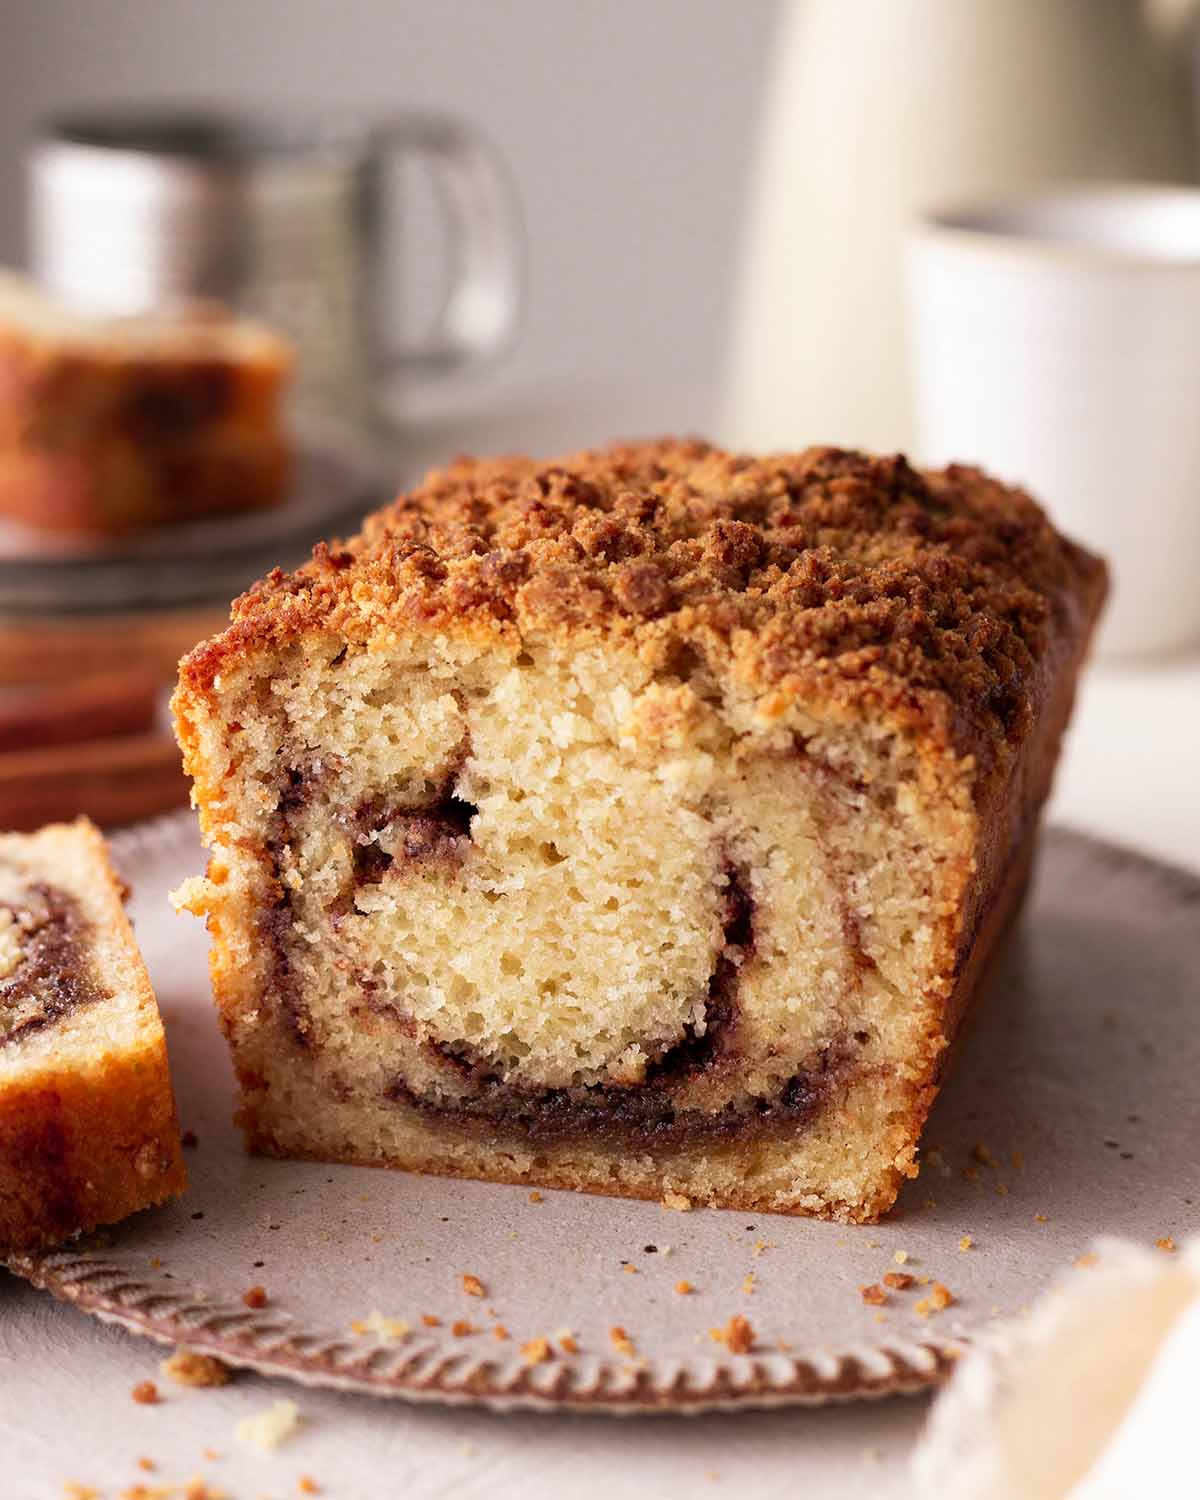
[860, 1284, 887, 1306]
[242, 1284, 268, 1308]
[883, 1271, 914, 1291]
[461, 1273, 486, 1297]
[131, 1381, 160, 1405]
[675, 1280, 694, 1295]
[520, 1337, 551, 1365]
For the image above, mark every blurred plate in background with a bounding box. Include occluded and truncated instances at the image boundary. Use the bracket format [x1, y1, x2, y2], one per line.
[0, 443, 388, 612]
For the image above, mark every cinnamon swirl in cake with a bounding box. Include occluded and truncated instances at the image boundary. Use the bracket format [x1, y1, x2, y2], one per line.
[0, 819, 185, 1249]
[174, 440, 1105, 1221]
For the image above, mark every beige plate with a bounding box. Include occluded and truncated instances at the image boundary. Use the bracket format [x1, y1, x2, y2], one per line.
[6, 817, 1199, 1413]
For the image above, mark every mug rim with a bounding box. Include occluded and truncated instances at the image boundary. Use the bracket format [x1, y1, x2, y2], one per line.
[911, 181, 1200, 273]
[36, 105, 375, 167]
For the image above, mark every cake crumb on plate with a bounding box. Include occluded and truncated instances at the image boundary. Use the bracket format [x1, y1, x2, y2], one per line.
[235, 1399, 301, 1452]
[609, 1326, 636, 1357]
[160, 1348, 232, 1388]
[709, 1315, 755, 1354]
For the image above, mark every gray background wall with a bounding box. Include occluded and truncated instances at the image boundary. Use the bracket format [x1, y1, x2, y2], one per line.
[0, 1, 780, 436]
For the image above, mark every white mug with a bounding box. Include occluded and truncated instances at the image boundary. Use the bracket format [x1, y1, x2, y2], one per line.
[907, 184, 1200, 658]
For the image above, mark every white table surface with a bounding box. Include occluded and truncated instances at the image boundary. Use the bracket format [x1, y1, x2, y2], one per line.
[3, 389, 1198, 1500]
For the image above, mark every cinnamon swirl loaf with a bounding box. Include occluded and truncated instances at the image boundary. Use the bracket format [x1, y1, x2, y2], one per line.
[0, 819, 185, 1248]
[174, 440, 1105, 1222]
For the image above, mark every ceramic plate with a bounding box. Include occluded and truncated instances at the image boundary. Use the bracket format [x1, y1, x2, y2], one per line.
[6, 817, 1198, 1413]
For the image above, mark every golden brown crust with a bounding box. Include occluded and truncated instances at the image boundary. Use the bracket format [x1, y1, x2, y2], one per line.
[0, 323, 290, 535]
[182, 439, 1106, 783]
[0, 819, 186, 1249]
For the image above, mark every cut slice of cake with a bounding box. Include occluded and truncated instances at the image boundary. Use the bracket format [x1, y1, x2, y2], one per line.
[0, 268, 291, 534]
[174, 441, 1106, 1222]
[0, 818, 185, 1249]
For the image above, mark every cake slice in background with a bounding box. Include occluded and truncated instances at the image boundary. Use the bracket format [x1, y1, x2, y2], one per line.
[0, 268, 291, 535]
[174, 440, 1105, 1222]
[0, 818, 185, 1249]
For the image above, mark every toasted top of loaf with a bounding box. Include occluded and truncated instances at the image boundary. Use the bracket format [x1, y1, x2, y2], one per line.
[180, 439, 1106, 775]
[0, 267, 291, 367]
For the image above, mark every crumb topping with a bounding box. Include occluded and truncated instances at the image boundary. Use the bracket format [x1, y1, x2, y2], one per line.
[189, 440, 1105, 776]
